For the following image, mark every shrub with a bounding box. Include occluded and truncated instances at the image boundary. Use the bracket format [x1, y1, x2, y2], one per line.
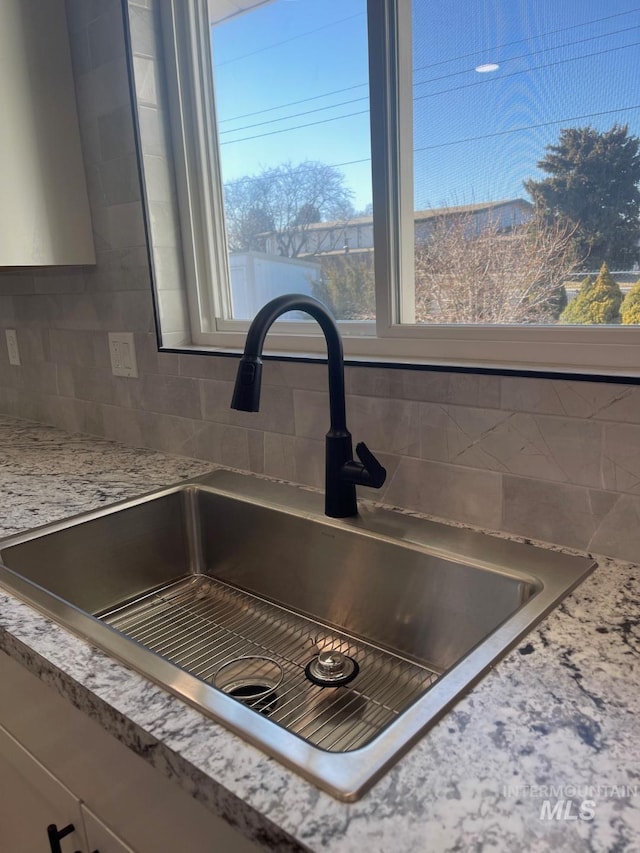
[312, 256, 375, 320]
[414, 213, 578, 324]
[561, 262, 622, 324]
[621, 280, 640, 324]
[528, 282, 568, 319]
[560, 275, 593, 323]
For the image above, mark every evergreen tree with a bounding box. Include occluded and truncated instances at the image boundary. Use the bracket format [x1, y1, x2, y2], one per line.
[561, 275, 593, 323]
[621, 280, 640, 324]
[525, 125, 640, 269]
[561, 263, 622, 324]
[548, 283, 569, 319]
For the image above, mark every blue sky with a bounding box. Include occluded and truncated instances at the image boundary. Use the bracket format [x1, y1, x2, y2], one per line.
[211, 0, 640, 213]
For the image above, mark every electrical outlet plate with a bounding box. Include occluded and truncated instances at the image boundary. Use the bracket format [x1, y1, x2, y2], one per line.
[5, 330, 20, 366]
[108, 332, 138, 378]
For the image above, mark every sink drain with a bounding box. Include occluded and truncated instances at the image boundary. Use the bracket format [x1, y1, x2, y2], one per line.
[305, 650, 359, 687]
[227, 683, 279, 715]
[214, 656, 283, 715]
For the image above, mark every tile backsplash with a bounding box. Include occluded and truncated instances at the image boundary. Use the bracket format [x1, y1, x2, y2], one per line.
[1, 0, 639, 563]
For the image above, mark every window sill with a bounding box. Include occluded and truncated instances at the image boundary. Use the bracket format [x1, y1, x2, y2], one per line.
[160, 336, 640, 384]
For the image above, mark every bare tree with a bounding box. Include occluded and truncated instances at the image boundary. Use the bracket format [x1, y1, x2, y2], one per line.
[223, 190, 274, 253]
[414, 213, 579, 324]
[224, 161, 354, 257]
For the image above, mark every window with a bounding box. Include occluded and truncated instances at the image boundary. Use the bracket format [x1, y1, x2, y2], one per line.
[148, 0, 640, 376]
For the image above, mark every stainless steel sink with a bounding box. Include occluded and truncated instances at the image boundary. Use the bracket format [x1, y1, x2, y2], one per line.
[0, 469, 595, 800]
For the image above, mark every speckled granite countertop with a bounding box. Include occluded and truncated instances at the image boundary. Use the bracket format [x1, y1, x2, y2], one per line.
[0, 414, 639, 852]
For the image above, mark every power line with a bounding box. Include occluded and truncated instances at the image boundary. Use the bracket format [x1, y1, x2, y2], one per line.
[414, 41, 640, 106]
[217, 7, 639, 124]
[413, 105, 640, 154]
[219, 36, 638, 138]
[412, 6, 640, 73]
[413, 23, 640, 88]
[219, 82, 369, 125]
[215, 11, 365, 68]
[219, 94, 368, 135]
[218, 105, 640, 185]
[219, 109, 369, 145]
[220, 41, 640, 146]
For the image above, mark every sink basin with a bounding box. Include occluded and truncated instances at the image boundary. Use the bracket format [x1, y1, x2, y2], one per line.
[0, 469, 594, 800]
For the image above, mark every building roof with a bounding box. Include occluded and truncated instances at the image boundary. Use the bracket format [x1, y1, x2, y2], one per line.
[282, 198, 533, 233]
[414, 198, 533, 220]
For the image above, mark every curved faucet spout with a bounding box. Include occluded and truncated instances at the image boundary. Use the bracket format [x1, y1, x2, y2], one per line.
[231, 294, 386, 518]
[232, 294, 347, 433]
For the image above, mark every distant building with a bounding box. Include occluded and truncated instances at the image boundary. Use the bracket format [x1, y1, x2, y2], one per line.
[413, 198, 534, 244]
[262, 198, 534, 260]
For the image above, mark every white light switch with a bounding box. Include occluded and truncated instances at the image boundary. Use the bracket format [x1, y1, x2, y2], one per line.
[108, 332, 138, 378]
[5, 330, 20, 365]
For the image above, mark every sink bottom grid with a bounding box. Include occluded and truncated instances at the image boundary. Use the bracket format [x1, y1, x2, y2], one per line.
[100, 574, 440, 752]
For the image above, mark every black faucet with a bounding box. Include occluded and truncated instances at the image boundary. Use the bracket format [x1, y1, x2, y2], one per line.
[231, 294, 386, 518]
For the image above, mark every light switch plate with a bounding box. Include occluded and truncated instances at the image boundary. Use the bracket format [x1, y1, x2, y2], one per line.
[5, 330, 20, 366]
[108, 332, 138, 378]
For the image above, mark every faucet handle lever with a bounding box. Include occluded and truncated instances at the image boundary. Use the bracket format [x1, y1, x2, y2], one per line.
[354, 441, 387, 489]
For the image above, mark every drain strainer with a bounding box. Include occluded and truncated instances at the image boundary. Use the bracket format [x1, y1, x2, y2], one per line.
[214, 656, 283, 715]
[305, 650, 359, 687]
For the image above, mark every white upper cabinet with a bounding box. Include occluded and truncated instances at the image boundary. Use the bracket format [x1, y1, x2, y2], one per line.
[0, 0, 95, 266]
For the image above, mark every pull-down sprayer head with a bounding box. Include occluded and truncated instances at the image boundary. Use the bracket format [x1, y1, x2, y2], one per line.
[231, 355, 263, 412]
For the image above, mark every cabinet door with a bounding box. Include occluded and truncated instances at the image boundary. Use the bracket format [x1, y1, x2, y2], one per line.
[0, 0, 95, 266]
[0, 723, 87, 853]
[0, 654, 263, 853]
[82, 805, 135, 853]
